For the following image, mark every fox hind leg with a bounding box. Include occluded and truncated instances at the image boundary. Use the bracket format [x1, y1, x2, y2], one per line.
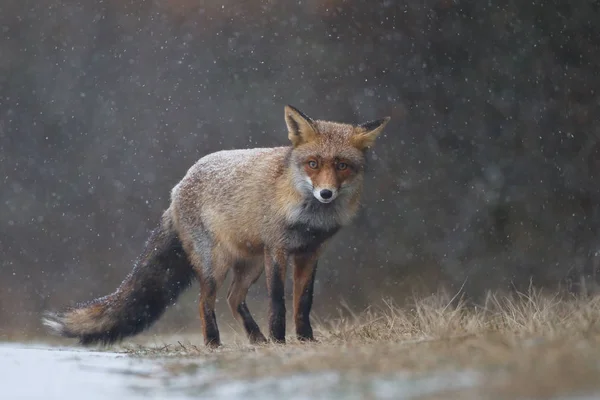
[191, 240, 230, 348]
[227, 259, 267, 344]
[197, 272, 227, 347]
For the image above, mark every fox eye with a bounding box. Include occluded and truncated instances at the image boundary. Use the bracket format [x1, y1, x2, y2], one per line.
[337, 162, 348, 171]
[308, 160, 318, 169]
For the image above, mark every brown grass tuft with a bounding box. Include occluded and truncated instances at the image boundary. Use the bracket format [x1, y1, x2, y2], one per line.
[121, 288, 600, 398]
[317, 287, 600, 345]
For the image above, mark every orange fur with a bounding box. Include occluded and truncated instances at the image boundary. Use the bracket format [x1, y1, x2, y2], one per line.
[44, 105, 390, 347]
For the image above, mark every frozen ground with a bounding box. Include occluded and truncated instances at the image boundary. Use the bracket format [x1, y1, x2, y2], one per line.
[5, 292, 600, 399]
[1, 344, 170, 400]
[1, 342, 482, 400]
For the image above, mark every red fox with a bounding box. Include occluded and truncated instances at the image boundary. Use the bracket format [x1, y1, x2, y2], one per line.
[43, 105, 390, 347]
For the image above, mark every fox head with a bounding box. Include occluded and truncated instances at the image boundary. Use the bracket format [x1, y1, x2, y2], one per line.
[285, 105, 390, 204]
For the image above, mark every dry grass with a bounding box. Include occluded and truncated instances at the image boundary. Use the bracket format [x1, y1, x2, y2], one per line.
[122, 288, 600, 398]
[330, 289, 600, 343]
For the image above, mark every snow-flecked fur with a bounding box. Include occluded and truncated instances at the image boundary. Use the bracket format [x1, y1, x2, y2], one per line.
[43, 213, 194, 345]
[44, 105, 390, 347]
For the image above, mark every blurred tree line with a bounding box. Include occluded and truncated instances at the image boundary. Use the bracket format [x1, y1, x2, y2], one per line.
[1, 0, 599, 337]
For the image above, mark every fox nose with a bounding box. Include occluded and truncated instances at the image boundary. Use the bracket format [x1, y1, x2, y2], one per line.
[320, 189, 333, 199]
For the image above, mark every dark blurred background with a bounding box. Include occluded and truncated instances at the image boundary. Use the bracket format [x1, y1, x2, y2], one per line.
[2, 0, 600, 340]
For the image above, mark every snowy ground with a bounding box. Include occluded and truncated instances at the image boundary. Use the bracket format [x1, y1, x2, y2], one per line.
[1, 343, 480, 400]
[5, 292, 600, 399]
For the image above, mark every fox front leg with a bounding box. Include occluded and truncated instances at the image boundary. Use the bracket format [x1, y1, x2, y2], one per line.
[292, 252, 319, 341]
[264, 247, 287, 343]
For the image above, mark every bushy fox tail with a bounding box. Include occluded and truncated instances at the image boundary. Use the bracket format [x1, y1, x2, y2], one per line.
[43, 212, 194, 345]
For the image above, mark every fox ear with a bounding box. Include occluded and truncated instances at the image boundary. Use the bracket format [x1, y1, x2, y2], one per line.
[285, 105, 318, 147]
[352, 117, 391, 150]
